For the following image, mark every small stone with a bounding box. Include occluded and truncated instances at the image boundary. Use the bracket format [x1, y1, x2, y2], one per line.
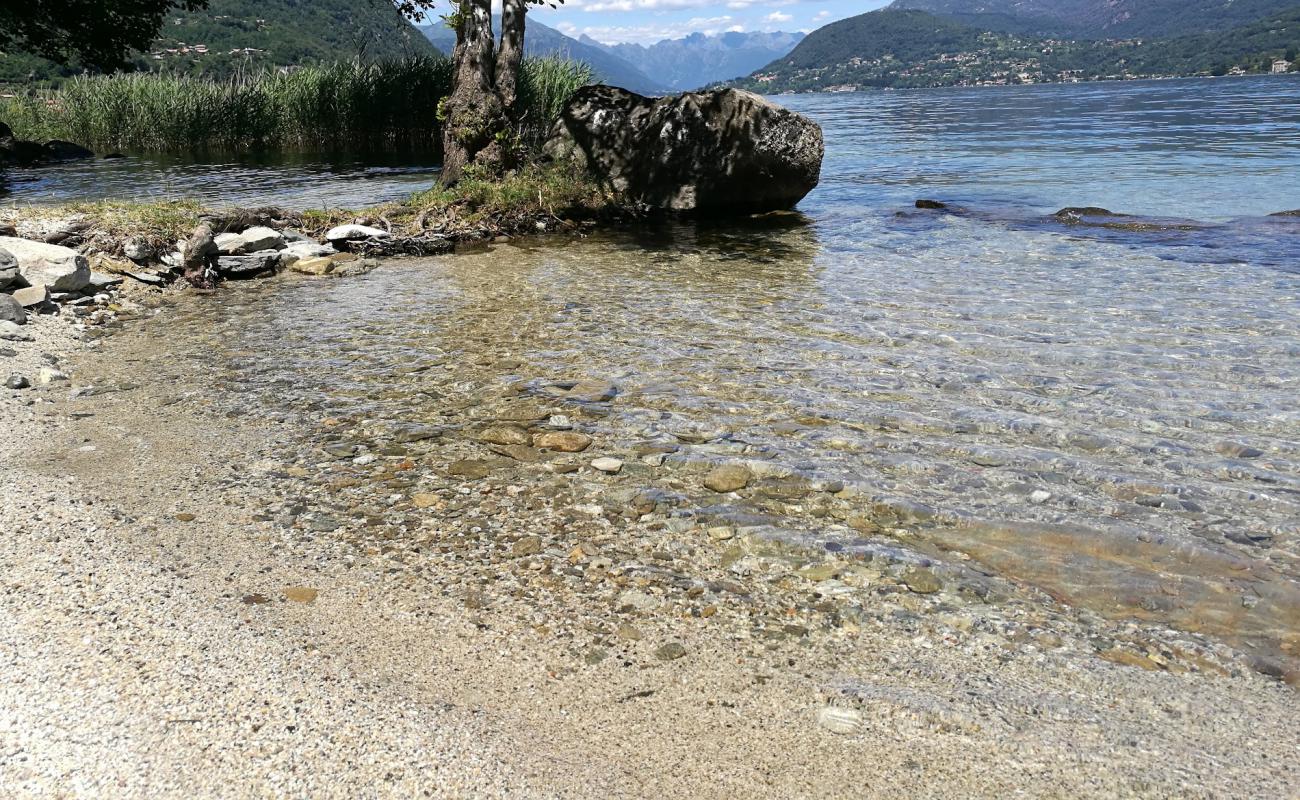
[412, 493, 440, 509]
[283, 586, 319, 603]
[590, 457, 623, 474]
[1216, 441, 1264, 459]
[241, 594, 271, 605]
[5, 374, 30, 390]
[290, 252, 358, 276]
[480, 425, 530, 446]
[706, 526, 735, 541]
[565, 380, 618, 403]
[1029, 489, 1052, 503]
[174, 513, 196, 522]
[616, 623, 643, 641]
[0, 321, 32, 342]
[449, 460, 492, 479]
[393, 424, 441, 443]
[513, 536, 543, 557]
[533, 431, 593, 452]
[704, 464, 751, 493]
[817, 706, 864, 735]
[655, 642, 687, 661]
[493, 444, 541, 462]
[308, 516, 340, 532]
[37, 366, 68, 385]
[902, 567, 942, 594]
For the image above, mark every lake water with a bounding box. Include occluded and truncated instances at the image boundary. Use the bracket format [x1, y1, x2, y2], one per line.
[67, 75, 1300, 678]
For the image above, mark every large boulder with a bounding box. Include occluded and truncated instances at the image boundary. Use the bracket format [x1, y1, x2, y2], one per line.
[543, 86, 823, 215]
[0, 237, 91, 292]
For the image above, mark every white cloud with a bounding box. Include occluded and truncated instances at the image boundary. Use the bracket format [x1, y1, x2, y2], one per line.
[765, 11, 792, 22]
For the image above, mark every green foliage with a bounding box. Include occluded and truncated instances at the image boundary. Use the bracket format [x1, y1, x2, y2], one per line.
[1, 56, 591, 154]
[0, 1, 207, 71]
[2, 0, 438, 87]
[732, 7, 1300, 92]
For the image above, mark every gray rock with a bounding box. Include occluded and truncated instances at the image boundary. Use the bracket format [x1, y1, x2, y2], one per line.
[0, 295, 27, 325]
[704, 464, 751, 493]
[44, 140, 95, 160]
[0, 320, 32, 341]
[284, 241, 335, 259]
[5, 374, 30, 390]
[122, 238, 153, 262]
[590, 457, 623, 474]
[0, 246, 17, 290]
[217, 251, 280, 277]
[88, 272, 123, 290]
[0, 237, 90, 292]
[218, 226, 285, 255]
[544, 85, 823, 214]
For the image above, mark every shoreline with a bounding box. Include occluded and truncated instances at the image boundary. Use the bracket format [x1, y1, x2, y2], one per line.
[2, 254, 1298, 797]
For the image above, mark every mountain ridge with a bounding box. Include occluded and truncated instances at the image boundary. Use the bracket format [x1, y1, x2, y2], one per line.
[728, 6, 1300, 93]
[418, 19, 668, 95]
[586, 30, 805, 90]
[887, 0, 1300, 39]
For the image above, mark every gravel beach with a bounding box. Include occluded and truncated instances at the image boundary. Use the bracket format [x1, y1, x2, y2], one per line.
[2, 285, 1298, 799]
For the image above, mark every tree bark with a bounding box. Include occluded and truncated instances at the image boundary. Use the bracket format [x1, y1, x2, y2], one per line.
[439, 0, 503, 186]
[496, 0, 527, 120]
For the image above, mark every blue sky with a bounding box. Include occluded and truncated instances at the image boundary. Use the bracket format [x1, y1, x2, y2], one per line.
[527, 0, 892, 45]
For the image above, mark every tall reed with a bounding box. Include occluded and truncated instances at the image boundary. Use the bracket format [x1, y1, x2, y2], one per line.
[1, 56, 592, 155]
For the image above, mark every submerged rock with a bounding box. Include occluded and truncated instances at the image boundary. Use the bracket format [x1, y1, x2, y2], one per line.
[44, 140, 95, 161]
[0, 237, 91, 292]
[544, 85, 823, 214]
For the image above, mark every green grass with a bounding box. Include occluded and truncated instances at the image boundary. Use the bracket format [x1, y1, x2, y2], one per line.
[1, 56, 593, 154]
[4, 161, 617, 254]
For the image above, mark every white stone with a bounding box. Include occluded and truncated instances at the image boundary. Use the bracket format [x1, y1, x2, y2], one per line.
[37, 366, 69, 385]
[0, 237, 91, 293]
[218, 226, 286, 255]
[816, 706, 864, 735]
[590, 457, 623, 474]
[325, 224, 390, 243]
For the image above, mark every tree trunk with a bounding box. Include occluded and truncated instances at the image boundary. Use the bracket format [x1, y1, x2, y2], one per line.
[496, 0, 527, 120]
[439, 0, 503, 186]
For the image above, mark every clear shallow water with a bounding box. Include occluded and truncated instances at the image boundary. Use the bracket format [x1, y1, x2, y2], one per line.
[0, 151, 439, 210]
[91, 76, 1300, 674]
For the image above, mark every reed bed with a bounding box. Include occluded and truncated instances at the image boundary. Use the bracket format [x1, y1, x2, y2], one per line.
[1, 56, 592, 154]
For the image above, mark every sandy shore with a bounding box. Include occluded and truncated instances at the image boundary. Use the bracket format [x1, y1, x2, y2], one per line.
[2, 295, 1298, 799]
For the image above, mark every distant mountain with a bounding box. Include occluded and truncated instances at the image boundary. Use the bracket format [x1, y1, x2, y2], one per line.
[419, 19, 668, 95]
[729, 7, 1300, 93]
[2, 0, 437, 85]
[888, 0, 1300, 39]
[584, 31, 805, 91]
